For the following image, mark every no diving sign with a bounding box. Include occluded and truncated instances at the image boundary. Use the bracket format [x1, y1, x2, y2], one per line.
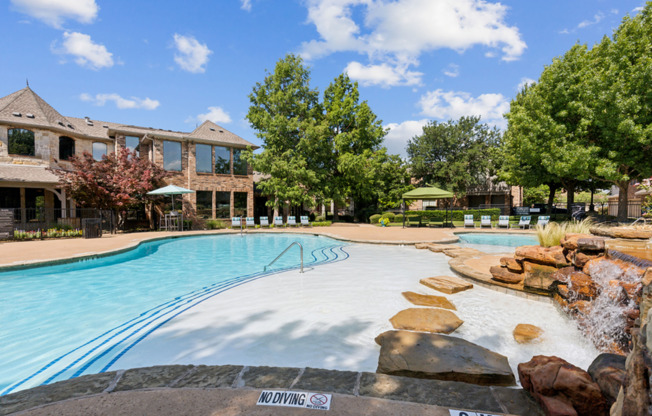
[257, 390, 332, 410]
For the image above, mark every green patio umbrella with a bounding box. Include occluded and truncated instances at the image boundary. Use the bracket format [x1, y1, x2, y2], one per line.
[147, 184, 194, 213]
[402, 186, 455, 228]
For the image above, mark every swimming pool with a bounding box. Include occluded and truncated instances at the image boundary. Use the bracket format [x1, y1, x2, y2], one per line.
[457, 233, 539, 253]
[0, 234, 345, 395]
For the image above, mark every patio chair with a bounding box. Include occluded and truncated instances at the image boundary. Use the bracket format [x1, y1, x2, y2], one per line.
[287, 216, 299, 227]
[537, 216, 550, 227]
[480, 215, 492, 228]
[274, 216, 284, 227]
[300, 216, 311, 226]
[246, 217, 255, 228]
[515, 216, 531, 229]
[464, 214, 475, 228]
[497, 215, 510, 228]
[406, 215, 421, 227]
[231, 217, 242, 228]
[259, 216, 270, 227]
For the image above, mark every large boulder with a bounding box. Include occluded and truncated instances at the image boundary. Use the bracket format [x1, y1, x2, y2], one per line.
[587, 353, 626, 407]
[375, 330, 516, 386]
[518, 355, 607, 416]
[401, 291, 456, 310]
[500, 256, 524, 273]
[490, 266, 524, 284]
[420, 275, 473, 294]
[515, 245, 569, 267]
[513, 324, 543, 344]
[523, 262, 558, 293]
[576, 237, 606, 252]
[389, 308, 463, 334]
[573, 251, 602, 268]
[569, 272, 599, 300]
[560, 233, 594, 250]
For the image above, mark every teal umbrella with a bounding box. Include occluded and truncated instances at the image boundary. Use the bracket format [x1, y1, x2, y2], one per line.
[147, 185, 194, 212]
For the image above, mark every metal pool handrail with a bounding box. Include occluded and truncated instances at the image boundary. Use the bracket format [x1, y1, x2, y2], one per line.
[264, 241, 304, 273]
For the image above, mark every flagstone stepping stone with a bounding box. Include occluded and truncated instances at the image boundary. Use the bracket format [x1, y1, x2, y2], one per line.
[513, 324, 544, 344]
[420, 275, 473, 294]
[442, 247, 484, 258]
[390, 308, 463, 334]
[375, 330, 516, 386]
[401, 291, 456, 310]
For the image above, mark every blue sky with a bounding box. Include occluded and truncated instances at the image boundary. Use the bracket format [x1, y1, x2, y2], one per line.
[0, 0, 646, 157]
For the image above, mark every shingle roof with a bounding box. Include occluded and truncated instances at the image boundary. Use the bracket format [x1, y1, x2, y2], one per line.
[0, 87, 77, 133]
[0, 164, 60, 184]
[189, 120, 256, 148]
[0, 88, 258, 148]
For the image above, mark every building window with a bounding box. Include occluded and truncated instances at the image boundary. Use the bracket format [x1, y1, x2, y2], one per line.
[125, 136, 139, 156]
[196, 191, 212, 218]
[233, 149, 248, 175]
[59, 136, 75, 161]
[234, 192, 247, 217]
[8, 128, 35, 156]
[195, 144, 212, 173]
[214, 146, 230, 174]
[92, 142, 107, 161]
[216, 191, 230, 218]
[163, 140, 182, 171]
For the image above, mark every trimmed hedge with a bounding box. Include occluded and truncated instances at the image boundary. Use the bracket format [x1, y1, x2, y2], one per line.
[381, 212, 396, 222]
[394, 214, 404, 223]
[369, 214, 382, 224]
[406, 208, 501, 221]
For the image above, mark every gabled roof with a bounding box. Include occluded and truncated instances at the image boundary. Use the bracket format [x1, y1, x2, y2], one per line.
[189, 120, 256, 148]
[0, 87, 77, 133]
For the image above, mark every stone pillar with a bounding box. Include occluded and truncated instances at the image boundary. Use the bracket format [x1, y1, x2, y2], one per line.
[247, 191, 253, 217]
[212, 190, 216, 219]
[230, 191, 234, 218]
[61, 189, 67, 218]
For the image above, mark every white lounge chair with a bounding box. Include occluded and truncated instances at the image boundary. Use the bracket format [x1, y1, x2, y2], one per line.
[246, 217, 255, 228]
[537, 216, 550, 227]
[516, 216, 531, 229]
[274, 216, 284, 227]
[259, 216, 269, 227]
[231, 217, 242, 228]
[497, 215, 510, 228]
[464, 214, 475, 228]
[287, 216, 298, 227]
[300, 216, 311, 226]
[480, 215, 492, 228]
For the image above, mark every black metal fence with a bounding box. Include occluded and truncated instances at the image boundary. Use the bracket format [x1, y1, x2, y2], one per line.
[6, 208, 116, 234]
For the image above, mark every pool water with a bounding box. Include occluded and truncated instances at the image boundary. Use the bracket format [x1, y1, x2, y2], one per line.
[458, 233, 538, 254]
[0, 234, 344, 395]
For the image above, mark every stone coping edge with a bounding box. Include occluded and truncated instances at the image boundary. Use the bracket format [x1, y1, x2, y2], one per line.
[0, 229, 458, 273]
[0, 365, 542, 416]
[448, 256, 553, 304]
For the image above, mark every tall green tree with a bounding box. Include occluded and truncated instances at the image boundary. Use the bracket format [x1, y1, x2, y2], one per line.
[584, 4, 652, 219]
[245, 54, 322, 212]
[407, 116, 502, 196]
[319, 74, 393, 218]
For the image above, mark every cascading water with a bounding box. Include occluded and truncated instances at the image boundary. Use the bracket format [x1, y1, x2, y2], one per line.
[560, 256, 645, 353]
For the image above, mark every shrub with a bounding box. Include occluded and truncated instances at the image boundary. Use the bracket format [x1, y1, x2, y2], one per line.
[369, 214, 382, 224]
[381, 212, 396, 222]
[536, 218, 594, 247]
[315, 215, 325, 222]
[312, 221, 332, 227]
[394, 214, 404, 223]
[206, 219, 226, 229]
[406, 208, 501, 222]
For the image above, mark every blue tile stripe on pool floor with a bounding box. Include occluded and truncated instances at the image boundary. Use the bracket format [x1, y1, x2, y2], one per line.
[1, 245, 349, 396]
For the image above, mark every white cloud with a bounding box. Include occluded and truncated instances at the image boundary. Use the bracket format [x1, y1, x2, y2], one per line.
[418, 89, 509, 128]
[383, 119, 428, 158]
[300, 0, 526, 62]
[344, 61, 422, 87]
[578, 12, 604, 28]
[633, 6, 644, 12]
[10, 0, 98, 28]
[187, 106, 232, 124]
[240, 0, 252, 11]
[443, 63, 459, 78]
[173, 34, 212, 73]
[517, 77, 536, 91]
[80, 93, 160, 110]
[53, 31, 113, 70]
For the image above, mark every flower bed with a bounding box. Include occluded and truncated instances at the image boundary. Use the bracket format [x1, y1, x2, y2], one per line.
[13, 228, 83, 240]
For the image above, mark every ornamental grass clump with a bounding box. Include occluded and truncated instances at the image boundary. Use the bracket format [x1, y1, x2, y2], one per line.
[536, 218, 594, 247]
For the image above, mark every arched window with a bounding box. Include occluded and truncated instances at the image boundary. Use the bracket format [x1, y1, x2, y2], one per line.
[59, 136, 75, 161]
[8, 128, 35, 156]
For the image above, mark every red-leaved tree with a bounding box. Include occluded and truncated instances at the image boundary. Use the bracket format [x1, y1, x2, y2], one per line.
[55, 147, 168, 226]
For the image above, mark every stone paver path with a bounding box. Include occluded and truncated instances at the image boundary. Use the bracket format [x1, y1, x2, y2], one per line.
[389, 308, 463, 334]
[401, 291, 456, 310]
[420, 275, 474, 294]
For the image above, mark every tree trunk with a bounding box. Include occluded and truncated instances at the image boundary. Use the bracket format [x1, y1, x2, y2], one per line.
[617, 180, 630, 221]
[546, 185, 557, 214]
[565, 182, 576, 214]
